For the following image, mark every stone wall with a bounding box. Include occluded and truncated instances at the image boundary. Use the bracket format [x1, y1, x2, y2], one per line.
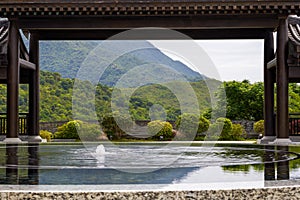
[232, 120, 258, 139]
[39, 121, 68, 133]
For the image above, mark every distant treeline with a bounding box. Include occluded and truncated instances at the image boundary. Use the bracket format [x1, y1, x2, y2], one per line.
[1, 71, 300, 122]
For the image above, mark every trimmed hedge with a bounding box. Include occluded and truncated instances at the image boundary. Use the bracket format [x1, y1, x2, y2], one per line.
[254, 120, 264, 135]
[147, 120, 174, 140]
[206, 118, 246, 141]
[175, 113, 210, 139]
[54, 120, 102, 141]
[40, 130, 52, 142]
[101, 112, 134, 140]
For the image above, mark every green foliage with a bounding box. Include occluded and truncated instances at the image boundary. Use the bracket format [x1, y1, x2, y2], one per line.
[230, 124, 246, 140]
[147, 120, 174, 141]
[54, 120, 82, 139]
[215, 80, 264, 121]
[79, 123, 102, 141]
[101, 112, 134, 139]
[254, 120, 264, 135]
[206, 118, 233, 140]
[206, 118, 246, 141]
[216, 118, 233, 140]
[0, 70, 221, 123]
[206, 123, 222, 140]
[40, 41, 99, 79]
[39, 71, 74, 122]
[175, 113, 210, 139]
[40, 130, 52, 142]
[54, 120, 102, 141]
[6, 71, 300, 126]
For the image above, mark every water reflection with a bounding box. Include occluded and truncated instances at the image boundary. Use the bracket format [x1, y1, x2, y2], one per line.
[277, 146, 290, 180]
[5, 144, 18, 184]
[220, 145, 297, 182]
[0, 144, 299, 186]
[2, 144, 40, 185]
[27, 144, 39, 185]
[264, 145, 275, 180]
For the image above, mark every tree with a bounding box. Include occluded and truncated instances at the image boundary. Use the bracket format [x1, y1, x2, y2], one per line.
[215, 80, 264, 121]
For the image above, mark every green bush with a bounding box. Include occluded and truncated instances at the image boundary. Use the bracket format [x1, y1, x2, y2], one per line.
[230, 124, 246, 140]
[206, 118, 233, 140]
[147, 120, 174, 140]
[216, 118, 233, 140]
[40, 130, 52, 142]
[254, 120, 264, 135]
[206, 119, 246, 141]
[206, 123, 221, 140]
[54, 120, 82, 139]
[101, 112, 134, 139]
[54, 120, 103, 141]
[79, 123, 102, 141]
[175, 113, 210, 139]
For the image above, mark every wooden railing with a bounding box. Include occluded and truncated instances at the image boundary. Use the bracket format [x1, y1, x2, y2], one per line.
[289, 113, 300, 136]
[0, 113, 299, 136]
[0, 113, 28, 135]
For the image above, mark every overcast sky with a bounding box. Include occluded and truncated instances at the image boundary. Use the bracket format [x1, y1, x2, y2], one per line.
[152, 39, 265, 83]
[197, 40, 264, 82]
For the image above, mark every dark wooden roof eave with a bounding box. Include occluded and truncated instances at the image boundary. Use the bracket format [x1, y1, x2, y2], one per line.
[1, 0, 300, 18]
[0, 19, 33, 70]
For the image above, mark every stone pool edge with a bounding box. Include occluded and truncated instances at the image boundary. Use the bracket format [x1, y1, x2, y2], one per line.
[1, 185, 300, 199]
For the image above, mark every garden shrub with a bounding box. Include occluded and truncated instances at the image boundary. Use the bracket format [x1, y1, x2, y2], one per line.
[206, 123, 221, 140]
[175, 113, 210, 139]
[54, 120, 103, 141]
[216, 117, 233, 140]
[54, 120, 82, 139]
[254, 120, 264, 135]
[230, 124, 246, 140]
[40, 130, 52, 142]
[205, 118, 233, 140]
[147, 120, 173, 140]
[79, 123, 102, 141]
[101, 112, 134, 139]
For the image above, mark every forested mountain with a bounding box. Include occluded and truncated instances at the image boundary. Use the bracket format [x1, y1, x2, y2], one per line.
[0, 71, 219, 122]
[38, 40, 204, 86]
[1, 70, 300, 122]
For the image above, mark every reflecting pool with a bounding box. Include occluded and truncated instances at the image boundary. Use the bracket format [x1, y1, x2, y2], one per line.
[0, 143, 299, 190]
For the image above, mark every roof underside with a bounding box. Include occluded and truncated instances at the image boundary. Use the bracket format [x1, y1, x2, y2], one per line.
[288, 16, 300, 67]
[1, 0, 300, 17]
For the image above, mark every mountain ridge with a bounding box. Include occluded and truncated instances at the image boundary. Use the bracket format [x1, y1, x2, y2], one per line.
[34, 40, 205, 86]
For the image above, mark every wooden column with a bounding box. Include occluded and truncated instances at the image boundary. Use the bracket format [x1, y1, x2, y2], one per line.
[263, 32, 275, 142]
[276, 18, 290, 141]
[28, 33, 41, 142]
[6, 21, 21, 141]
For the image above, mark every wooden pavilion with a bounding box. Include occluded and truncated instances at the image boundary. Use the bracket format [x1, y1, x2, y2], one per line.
[0, 0, 300, 143]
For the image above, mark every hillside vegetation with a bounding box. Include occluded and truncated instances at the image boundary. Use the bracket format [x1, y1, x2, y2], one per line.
[2, 71, 300, 122]
[0, 71, 220, 122]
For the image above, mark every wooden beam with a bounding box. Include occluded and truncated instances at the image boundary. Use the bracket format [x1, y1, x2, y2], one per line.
[33, 28, 269, 40]
[18, 15, 279, 30]
[19, 58, 36, 70]
[289, 67, 300, 78]
[267, 58, 276, 70]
